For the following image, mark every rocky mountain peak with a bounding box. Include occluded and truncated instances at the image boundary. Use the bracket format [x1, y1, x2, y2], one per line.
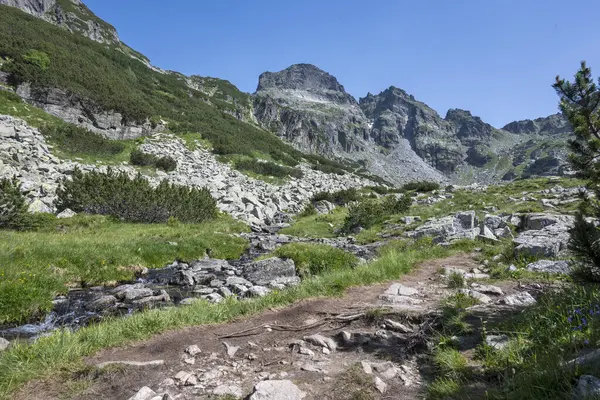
[256, 64, 348, 93]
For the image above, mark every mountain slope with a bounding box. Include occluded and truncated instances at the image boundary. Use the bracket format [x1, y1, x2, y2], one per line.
[0, 0, 119, 44]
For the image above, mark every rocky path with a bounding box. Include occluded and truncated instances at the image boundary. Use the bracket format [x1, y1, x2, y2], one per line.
[15, 253, 544, 400]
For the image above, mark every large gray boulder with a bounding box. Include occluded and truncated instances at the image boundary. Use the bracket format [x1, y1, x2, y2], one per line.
[244, 258, 297, 286]
[407, 211, 479, 242]
[514, 213, 574, 258]
[249, 380, 306, 400]
[526, 260, 571, 275]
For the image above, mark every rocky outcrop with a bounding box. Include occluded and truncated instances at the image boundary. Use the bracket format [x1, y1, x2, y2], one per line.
[254, 64, 369, 155]
[16, 84, 163, 140]
[0, 0, 119, 44]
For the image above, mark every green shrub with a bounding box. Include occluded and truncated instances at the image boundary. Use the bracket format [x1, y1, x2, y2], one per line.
[234, 159, 303, 179]
[341, 195, 411, 234]
[0, 177, 28, 229]
[299, 203, 317, 217]
[55, 168, 216, 223]
[130, 149, 177, 172]
[568, 210, 600, 281]
[271, 243, 358, 278]
[40, 123, 125, 157]
[311, 163, 346, 175]
[402, 181, 440, 192]
[311, 188, 359, 206]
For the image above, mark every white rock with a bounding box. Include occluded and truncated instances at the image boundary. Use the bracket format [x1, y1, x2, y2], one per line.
[0, 337, 9, 352]
[184, 344, 201, 356]
[56, 208, 76, 218]
[249, 380, 306, 400]
[374, 376, 387, 394]
[213, 384, 244, 398]
[128, 386, 156, 400]
[501, 292, 536, 306]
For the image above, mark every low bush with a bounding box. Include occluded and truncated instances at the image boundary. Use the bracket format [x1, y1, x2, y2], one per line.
[341, 195, 411, 234]
[298, 203, 317, 217]
[130, 149, 177, 172]
[271, 243, 358, 278]
[40, 124, 125, 158]
[311, 163, 346, 175]
[234, 159, 303, 179]
[310, 188, 359, 206]
[402, 181, 440, 192]
[55, 168, 217, 223]
[0, 177, 28, 229]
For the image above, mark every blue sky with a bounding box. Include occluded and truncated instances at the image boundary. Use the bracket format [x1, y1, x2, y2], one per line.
[86, 0, 600, 127]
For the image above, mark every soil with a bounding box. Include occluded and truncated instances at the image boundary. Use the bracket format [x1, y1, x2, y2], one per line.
[15, 253, 536, 400]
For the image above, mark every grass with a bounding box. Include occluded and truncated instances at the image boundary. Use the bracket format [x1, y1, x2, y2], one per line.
[0, 239, 478, 399]
[433, 347, 470, 379]
[0, 214, 249, 324]
[279, 209, 347, 238]
[266, 243, 359, 278]
[332, 363, 377, 400]
[447, 272, 466, 288]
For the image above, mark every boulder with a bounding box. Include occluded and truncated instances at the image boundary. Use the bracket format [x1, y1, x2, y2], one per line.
[247, 286, 271, 297]
[314, 200, 335, 214]
[522, 213, 574, 230]
[28, 199, 52, 213]
[249, 380, 306, 400]
[458, 289, 492, 304]
[485, 335, 510, 350]
[56, 208, 76, 218]
[128, 386, 156, 400]
[455, 211, 476, 230]
[574, 375, 600, 400]
[86, 295, 117, 311]
[484, 214, 504, 230]
[514, 222, 571, 258]
[244, 258, 296, 286]
[0, 337, 10, 352]
[526, 260, 571, 275]
[501, 292, 536, 307]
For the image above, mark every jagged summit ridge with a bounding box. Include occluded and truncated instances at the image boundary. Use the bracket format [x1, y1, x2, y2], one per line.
[257, 64, 348, 93]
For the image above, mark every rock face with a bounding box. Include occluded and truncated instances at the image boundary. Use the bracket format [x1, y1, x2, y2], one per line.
[254, 64, 572, 184]
[0, 0, 120, 44]
[16, 84, 163, 140]
[254, 65, 446, 185]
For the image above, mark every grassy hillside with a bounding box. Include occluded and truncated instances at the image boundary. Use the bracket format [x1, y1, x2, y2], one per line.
[0, 5, 372, 178]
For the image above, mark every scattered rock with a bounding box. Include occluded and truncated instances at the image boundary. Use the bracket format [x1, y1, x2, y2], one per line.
[458, 289, 492, 304]
[501, 292, 536, 306]
[0, 337, 9, 352]
[56, 208, 76, 218]
[526, 260, 571, 275]
[249, 380, 306, 400]
[384, 319, 413, 333]
[128, 386, 156, 400]
[470, 283, 504, 296]
[213, 384, 244, 398]
[223, 341, 240, 358]
[184, 344, 201, 356]
[361, 361, 372, 374]
[485, 335, 510, 350]
[383, 283, 418, 297]
[373, 376, 387, 394]
[304, 334, 337, 351]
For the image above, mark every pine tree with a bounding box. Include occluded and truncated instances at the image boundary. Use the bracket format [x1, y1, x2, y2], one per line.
[554, 61, 600, 280]
[0, 177, 28, 229]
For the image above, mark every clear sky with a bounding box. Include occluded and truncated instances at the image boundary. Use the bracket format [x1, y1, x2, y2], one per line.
[85, 0, 600, 128]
